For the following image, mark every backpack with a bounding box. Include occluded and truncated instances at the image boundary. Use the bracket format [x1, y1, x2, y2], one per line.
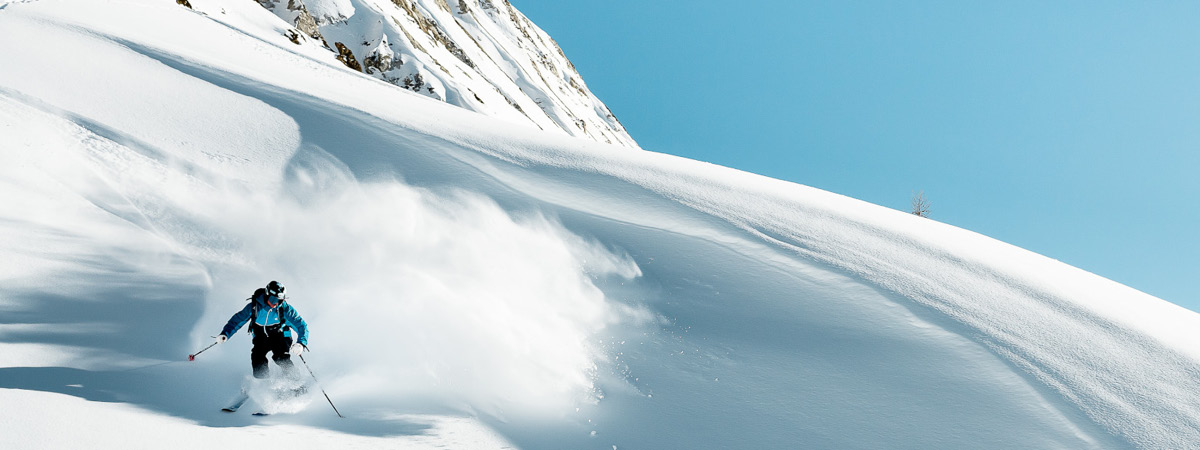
[246, 288, 290, 336]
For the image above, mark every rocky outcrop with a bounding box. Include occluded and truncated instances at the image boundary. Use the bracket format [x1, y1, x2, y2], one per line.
[334, 42, 362, 72]
[363, 36, 397, 75]
[253, 0, 637, 147]
[256, 0, 323, 40]
[390, 0, 475, 69]
[293, 7, 321, 40]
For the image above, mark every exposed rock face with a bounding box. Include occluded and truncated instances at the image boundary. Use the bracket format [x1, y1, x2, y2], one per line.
[285, 29, 303, 45]
[253, 0, 637, 147]
[334, 42, 363, 72]
[293, 6, 321, 39]
[257, 0, 324, 40]
[363, 35, 397, 75]
[176, 0, 192, 8]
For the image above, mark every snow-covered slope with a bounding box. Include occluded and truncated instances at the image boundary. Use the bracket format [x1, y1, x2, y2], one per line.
[2, 1, 1199, 449]
[248, 0, 636, 147]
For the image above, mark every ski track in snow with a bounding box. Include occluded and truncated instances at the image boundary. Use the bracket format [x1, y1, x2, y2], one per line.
[2, 1, 1199, 449]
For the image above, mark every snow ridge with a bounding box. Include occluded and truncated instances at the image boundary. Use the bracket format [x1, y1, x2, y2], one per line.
[608, 166, 1200, 448]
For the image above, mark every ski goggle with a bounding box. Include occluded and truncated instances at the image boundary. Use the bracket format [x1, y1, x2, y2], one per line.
[266, 294, 284, 307]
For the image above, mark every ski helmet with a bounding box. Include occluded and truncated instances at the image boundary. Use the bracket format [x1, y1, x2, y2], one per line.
[266, 280, 285, 297]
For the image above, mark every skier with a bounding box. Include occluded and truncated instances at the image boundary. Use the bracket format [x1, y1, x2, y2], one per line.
[214, 281, 309, 379]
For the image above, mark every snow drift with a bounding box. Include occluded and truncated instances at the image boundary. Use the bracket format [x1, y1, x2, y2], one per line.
[2, 1, 1199, 449]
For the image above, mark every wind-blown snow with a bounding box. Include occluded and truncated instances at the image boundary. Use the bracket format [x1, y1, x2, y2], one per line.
[2, 1, 1199, 449]
[189, 178, 648, 416]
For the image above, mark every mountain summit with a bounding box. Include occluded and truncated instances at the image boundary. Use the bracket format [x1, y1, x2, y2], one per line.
[251, 0, 636, 147]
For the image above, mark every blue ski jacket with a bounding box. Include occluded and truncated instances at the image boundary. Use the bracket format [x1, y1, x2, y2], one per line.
[221, 290, 308, 346]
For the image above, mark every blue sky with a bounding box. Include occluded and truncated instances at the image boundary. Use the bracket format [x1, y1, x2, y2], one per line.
[516, 1, 1200, 311]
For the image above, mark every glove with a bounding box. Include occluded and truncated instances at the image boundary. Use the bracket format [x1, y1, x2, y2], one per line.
[290, 342, 305, 356]
[215, 335, 226, 345]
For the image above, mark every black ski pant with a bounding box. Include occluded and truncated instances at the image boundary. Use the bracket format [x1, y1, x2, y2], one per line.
[250, 324, 295, 379]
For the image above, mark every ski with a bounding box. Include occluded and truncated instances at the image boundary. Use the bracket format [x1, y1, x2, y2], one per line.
[222, 390, 250, 412]
[252, 411, 270, 416]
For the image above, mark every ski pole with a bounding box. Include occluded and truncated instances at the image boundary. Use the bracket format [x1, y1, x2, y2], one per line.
[188, 341, 218, 361]
[298, 354, 344, 418]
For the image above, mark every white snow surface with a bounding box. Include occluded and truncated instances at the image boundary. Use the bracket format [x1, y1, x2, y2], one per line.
[1, 1, 1199, 449]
